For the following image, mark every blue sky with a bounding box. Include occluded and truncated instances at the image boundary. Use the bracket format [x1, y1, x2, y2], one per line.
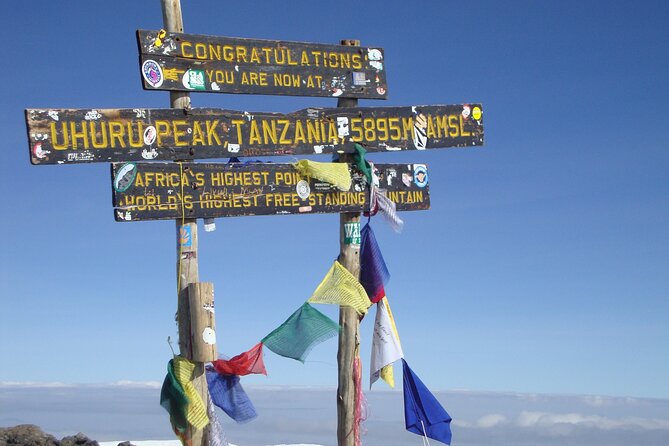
[1, 0, 668, 406]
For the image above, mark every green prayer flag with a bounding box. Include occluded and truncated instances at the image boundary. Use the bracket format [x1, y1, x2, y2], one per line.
[160, 358, 190, 435]
[354, 144, 373, 183]
[262, 302, 340, 363]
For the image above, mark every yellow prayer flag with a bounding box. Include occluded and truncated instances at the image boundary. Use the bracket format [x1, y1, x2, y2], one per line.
[380, 363, 395, 388]
[173, 356, 210, 430]
[308, 261, 371, 316]
[383, 296, 402, 348]
[294, 160, 352, 191]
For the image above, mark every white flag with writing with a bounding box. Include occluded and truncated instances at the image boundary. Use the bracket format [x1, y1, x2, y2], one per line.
[370, 298, 404, 388]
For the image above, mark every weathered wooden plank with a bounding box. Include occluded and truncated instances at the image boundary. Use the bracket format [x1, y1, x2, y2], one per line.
[111, 162, 430, 222]
[137, 30, 388, 98]
[27, 104, 483, 164]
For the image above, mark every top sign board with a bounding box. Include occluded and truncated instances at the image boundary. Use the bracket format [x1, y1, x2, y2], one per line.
[137, 30, 388, 99]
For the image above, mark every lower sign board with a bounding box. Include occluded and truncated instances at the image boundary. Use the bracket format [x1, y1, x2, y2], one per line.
[111, 162, 430, 222]
[27, 104, 483, 165]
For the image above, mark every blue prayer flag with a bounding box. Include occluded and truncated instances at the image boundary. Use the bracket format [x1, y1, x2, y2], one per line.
[206, 367, 257, 424]
[402, 359, 452, 445]
[360, 223, 390, 302]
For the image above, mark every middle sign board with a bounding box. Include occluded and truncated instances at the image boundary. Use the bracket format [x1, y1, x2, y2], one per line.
[111, 162, 430, 222]
[27, 104, 483, 164]
[137, 30, 388, 99]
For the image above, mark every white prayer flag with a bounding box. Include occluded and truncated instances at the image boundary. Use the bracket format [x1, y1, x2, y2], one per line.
[370, 298, 404, 388]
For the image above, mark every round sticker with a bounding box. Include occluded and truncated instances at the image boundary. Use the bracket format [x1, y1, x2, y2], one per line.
[142, 59, 163, 88]
[296, 180, 311, 199]
[114, 163, 137, 192]
[143, 125, 157, 145]
[202, 327, 216, 345]
[32, 142, 47, 159]
[413, 164, 429, 188]
[472, 106, 482, 120]
[462, 105, 471, 119]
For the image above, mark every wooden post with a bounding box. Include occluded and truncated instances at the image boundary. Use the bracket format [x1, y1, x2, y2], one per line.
[161, 1, 210, 446]
[187, 282, 217, 363]
[336, 39, 361, 446]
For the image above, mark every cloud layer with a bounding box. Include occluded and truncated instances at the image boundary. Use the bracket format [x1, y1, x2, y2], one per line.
[1, 383, 668, 446]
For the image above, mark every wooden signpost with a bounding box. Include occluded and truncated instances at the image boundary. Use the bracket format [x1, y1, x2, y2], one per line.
[25, 1, 485, 445]
[137, 30, 388, 98]
[111, 161, 430, 221]
[26, 104, 483, 164]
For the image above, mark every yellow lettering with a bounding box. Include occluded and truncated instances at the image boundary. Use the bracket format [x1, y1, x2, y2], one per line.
[235, 46, 247, 62]
[278, 119, 291, 144]
[172, 120, 188, 146]
[426, 115, 436, 139]
[402, 117, 413, 141]
[69, 121, 89, 149]
[388, 117, 401, 140]
[181, 42, 193, 58]
[127, 122, 143, 148]
[109, 122, 125, 148]
[350, 118, 363, 142]
[50, 122, 68, 150]
[206, 120, 222, 145]
[448, 115, 459, 137]
[208, 44, 221, 61]
[249, 120, 261, 144]
[250, 47, 261, 63]
[223, 45, 234, 62]
[261, 120, 278, 145]
[195, 43, 207, 59]
[306, 119, 320, 143]
[192, 121, 205, 146]
[155, 120, 170, 146]
[89, 121, 108, 149]
[294, 120, 306, 144]
[231, 119, 245, 145]
[459, 115, 471, 136]
[351, 54, 362, 69]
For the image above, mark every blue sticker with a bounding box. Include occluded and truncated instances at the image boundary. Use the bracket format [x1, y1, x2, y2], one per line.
[413, 164, 428, 188]
[179, 225, 192, 247]
[142, 59, 163, 88]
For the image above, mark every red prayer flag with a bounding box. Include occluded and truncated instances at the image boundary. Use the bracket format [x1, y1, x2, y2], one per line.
[212, 342, 267, 376]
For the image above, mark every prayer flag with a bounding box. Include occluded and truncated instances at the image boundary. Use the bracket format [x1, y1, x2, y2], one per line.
[160, 359, 190, 436]
[206, 367, 258, 423]
[375, 191, 404, 232]
[360, 223, 390, 302]
[402, 359, 452, 445]
[262, 302, 340, 363]
[207, 396, 229, 446]
[294, 159, 352, 191]
[173, 356, 210, 430]
[308, 261, 371, 316]
[211, 342, 267, 376]
[370, 299, 404, 388]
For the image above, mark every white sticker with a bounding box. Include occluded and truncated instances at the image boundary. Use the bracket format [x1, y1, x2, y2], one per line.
[202, 327, 216, 345]
[296, 180, 311, 199]
[143, 126, 157, 145]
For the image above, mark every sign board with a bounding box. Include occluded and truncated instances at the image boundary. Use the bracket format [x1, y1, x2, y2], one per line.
[27, 104, 483, 164]
[111, 162, 430, 222]
[137, 30, 388, 99]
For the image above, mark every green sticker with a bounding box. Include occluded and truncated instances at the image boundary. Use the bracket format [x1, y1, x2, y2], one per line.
[183, 69, 206, 90]
[344, 222, 361, 245]
[113, 163, 137, 192]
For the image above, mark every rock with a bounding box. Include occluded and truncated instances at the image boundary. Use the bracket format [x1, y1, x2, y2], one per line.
[60, 432, 99, 446]
[0, 424, 60, 446]
[116, 442, 136, 446]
